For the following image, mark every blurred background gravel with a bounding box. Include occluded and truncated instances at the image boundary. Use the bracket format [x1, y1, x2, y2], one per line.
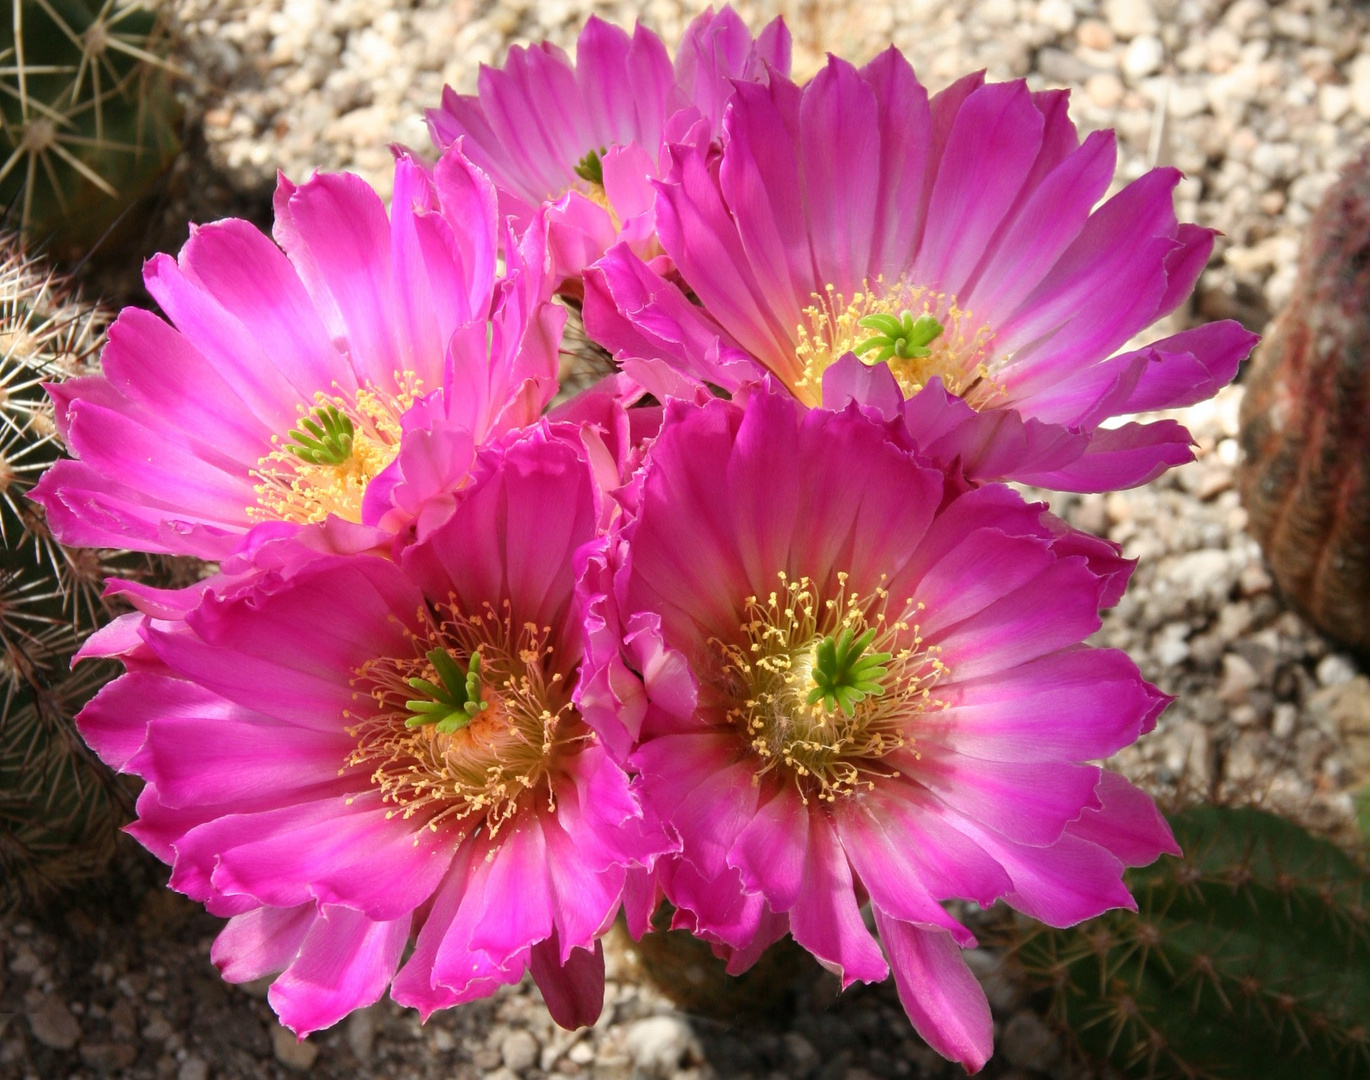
[4, 1, 1368, 1078]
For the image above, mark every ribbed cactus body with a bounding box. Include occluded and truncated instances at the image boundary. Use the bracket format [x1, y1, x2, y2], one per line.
[1014, 806, 1370, 1079]
[0, 0, 180, 251]
[1238, 151, 1370, 655]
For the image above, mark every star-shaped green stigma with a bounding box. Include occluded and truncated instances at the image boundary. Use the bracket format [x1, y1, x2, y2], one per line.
[806, 627, 893, 717]
[405, 648, 490, 734]
[286, 405, 355, 466]
[853, 311, 945, 364]
[574, 146, 607, 186]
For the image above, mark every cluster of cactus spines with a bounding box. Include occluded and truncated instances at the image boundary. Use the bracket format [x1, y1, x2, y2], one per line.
[1008, 805, 1370, 1080]
[0, 232, 194, 910]
[0, 0, 181, 251]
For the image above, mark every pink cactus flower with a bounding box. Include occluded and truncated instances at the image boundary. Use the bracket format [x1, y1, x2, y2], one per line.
[33, 146, 564, 561]
[578, 383, 1177, 1071]
[427, 6, 790, 285]
[584, 52, 1257, 491]
[76, 428, 669, 1034]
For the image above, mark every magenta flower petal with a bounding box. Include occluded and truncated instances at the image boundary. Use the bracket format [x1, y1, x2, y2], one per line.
[590, 50, 1253, 490]
[427, 8, 789, 281]
[80, 430, 667, 1033]
[529, 938, 606, 1030]
[212, 904, 316, 984]
[585, 385, 1171, 1061]
[35, 149, 563, 561]
[1066, 771, 1181, 866]
[787, 815, 889, 987]
[874, 912, 993, 1074]
[268, 906, 411, 1036]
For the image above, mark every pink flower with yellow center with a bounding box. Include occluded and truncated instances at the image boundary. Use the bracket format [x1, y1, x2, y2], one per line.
[427, 6, 790, 286]
[578, 384, 1177, 1070]
[76, 428, 669, 1034]
[584, 52, 1258, 491]
[33, 146, 564, 561]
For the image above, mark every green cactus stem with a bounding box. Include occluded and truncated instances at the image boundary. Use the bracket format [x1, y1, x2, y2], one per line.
[1011, 805, 1370, 1080]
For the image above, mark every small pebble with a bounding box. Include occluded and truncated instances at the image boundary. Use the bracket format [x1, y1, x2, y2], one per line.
[26, 996, 81, 1050]
[271, 1024, 319, 1071]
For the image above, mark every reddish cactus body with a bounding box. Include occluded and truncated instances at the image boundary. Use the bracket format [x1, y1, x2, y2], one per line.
[1240, 153, 1370, 653]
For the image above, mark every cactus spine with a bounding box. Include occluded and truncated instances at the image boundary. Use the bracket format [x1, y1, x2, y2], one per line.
[1011, 805, 1370, 1080]
[0, 234, 189, 910]
[0, 0, 181, 251]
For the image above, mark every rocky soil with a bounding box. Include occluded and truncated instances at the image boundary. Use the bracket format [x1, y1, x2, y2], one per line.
[5, 0, 1369, 1078]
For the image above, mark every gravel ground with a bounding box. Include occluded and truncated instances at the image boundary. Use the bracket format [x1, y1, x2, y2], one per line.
[6, 0, 1370, 1078]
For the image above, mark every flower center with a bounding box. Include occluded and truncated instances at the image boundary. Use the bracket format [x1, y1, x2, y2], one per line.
[706, 571, 947, 803]
[793, 279, 1003, 408]
[249, 375, 423, 526]
[347, 600, 579, 835]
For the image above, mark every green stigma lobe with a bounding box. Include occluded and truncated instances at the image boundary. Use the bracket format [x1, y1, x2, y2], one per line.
[806, 626, 892, 717]
[405, 648, 489, 734]
[286, 404, 355, 466]
[573, 146, 607, 186]
[854, 311, 945, 364]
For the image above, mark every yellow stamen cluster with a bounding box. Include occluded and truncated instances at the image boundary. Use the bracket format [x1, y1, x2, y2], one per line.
[793, 279, 1003, 407]
[346, 598, 581, 836]
[249, 373, 425, 526]
[705, 570, 947, 804]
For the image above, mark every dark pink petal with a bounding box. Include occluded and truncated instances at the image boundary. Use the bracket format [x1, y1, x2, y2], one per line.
[717, 79, 812, 346]
[858, 783, 1012, 908]
[98, 306, 274, 463]
[861, 48, 932, 280]
[656, 142, 797, 378]
[401, 426, 595, 639]
[912, 80, 1044, 297]
[727, 782, 809, 911]
[951, 816, 1136, 927]
[1065, 772, 1180, 866]
[821, 351, 904, 420]
[268, 905, 410, 1036]
[966, 128, 1116, 316]
[137, 708, 355, 810]
[836, 807, 975, 945]
[272, 171, 404, 392]
[1112, 321, 1257, 414]
[470, 818, 556, 958]
[391, 839, 515, 1017]
[787, 816, 888, 987]
[800, 57, 881, 291]
[143, 251, 305, 433]
[874, 912, 993, 1074]
[76, 671, 200, 771]
[174, 794, 454, 920]
[174, 218, 348, 400]
[637, 735, 760, 880]
[912, 526, 1054, 638]
[927, 648, 1156, 763]
[212, 903, 315, 983]
[997, 169, 1182, 384]
[1155, 222, 1216, 318]
[529, 937, 605, 1030]
[931, 558, 1106, 679]
[1024, 420, 1195, 492]
[915, 751, 1102, 846]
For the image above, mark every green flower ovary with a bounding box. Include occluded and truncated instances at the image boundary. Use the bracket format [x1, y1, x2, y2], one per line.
[286, 405, 355, 466]
[853, 311, 945, 365]
[806, 627, 893, 717]
[573, 146, 607, 186]
[405, 648, 490, 734]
